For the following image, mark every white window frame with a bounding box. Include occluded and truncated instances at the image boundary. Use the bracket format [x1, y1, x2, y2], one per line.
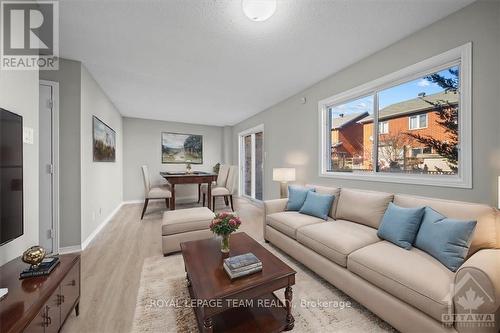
[408, 114, 428, 130]
[379, 121, 389, 134]
[318, 43, 472, 188]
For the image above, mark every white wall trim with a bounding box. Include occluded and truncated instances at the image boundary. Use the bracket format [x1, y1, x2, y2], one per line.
[122, 200, 144, 204]
[58, 201, 124, 254]
[39, 79, 60, 254]
[123, 196, 198, 205]
[58, 194, 236, 255]
[58, 245, 81, 254]
[318, 43, 472, 188]
[81, 202, 124, 250]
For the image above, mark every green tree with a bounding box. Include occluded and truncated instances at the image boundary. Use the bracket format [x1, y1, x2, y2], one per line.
[184, 135, 202, 154]
[405, 69, 459, 172]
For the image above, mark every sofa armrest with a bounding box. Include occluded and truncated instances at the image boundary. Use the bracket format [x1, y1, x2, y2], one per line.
[263, 199, 288, 241]
[454, 249, 500, 329]
[264, 198, 288, 215]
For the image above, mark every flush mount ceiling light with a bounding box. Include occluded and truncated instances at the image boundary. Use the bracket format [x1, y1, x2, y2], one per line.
[242, 0, 277, 22]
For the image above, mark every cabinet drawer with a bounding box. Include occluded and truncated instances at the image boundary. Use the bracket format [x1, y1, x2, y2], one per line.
[60, 261, 80, 321]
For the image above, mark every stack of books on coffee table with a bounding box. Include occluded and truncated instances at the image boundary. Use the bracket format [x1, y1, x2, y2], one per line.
[223, 252, 262, 280]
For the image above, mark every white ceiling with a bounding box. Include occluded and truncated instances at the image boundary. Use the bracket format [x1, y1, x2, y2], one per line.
[59, 0, 474, 126]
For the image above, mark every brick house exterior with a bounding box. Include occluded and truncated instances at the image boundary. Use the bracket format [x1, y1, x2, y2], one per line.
[330, 112, 368, 170]
[331, 91, 458, 172]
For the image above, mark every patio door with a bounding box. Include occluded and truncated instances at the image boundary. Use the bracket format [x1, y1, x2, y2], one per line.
[239, 125, 264, 201]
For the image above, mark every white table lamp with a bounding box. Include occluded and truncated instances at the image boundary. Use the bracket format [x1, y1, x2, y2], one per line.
[273, 168, 296, 198]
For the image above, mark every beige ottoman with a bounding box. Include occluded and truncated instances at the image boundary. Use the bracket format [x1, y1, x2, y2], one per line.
[162, 207, 215, 255]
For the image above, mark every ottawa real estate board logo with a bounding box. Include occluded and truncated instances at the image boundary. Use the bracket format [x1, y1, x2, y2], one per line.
[1, 0, 59, 70]
[442, 272, 496, 328]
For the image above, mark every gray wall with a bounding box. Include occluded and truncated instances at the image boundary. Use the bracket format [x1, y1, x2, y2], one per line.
[123, 118, 223, 201]
[232, 1, 500, 206]
[80, 66, 123, 243]
[41, 59, 123, 248]
[0, 70, 39, 265]
[40, 59, 82, 247]
[222, 126, 233, 164]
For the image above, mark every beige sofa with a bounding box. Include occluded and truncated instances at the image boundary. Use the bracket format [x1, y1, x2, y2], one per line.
[264, 185, 500, 333]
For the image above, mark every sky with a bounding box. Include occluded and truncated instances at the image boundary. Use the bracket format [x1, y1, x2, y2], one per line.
[330, 65, 459, 118]
[162, 133, 189, 148]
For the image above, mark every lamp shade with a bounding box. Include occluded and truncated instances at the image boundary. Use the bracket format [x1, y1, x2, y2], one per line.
[273, 168, 296, 182]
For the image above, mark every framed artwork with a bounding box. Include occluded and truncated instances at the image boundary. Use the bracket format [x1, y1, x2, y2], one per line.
[93, 116, 116, 162]
[161, 132, 203, 164]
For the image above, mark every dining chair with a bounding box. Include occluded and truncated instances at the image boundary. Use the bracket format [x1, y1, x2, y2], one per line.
[202, 165, 237, 211]
[141, 165, 172, 219]
[198, 164, 230, 203]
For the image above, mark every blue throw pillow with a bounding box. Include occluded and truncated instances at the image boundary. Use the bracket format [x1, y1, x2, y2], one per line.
[415, 207, 477, 272]
[299, 191, 335, 220]
[377, 203, 425, 250]
[286, 185, 314, 211]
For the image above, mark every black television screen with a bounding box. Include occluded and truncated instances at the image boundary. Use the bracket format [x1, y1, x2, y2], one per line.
[0, 108, 23, 245]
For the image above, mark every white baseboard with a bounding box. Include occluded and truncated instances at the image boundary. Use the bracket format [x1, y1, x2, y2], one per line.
[57, 196, 203, 255]
[58, 245, 82, 254]
[81, 202, 124, 250]
[123, 196, 198, 205]
[122, 199, 143, 204]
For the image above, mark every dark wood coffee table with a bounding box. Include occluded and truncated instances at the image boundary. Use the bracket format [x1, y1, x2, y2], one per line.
[180, 232, 296, 333]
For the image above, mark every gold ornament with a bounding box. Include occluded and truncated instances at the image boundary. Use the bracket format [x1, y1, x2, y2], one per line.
[22, 246, 46, 269]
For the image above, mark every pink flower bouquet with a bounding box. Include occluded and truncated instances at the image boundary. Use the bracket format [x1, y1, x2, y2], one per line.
[209, 212, 242, 253]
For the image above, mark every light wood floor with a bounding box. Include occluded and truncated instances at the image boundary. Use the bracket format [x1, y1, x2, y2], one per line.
[62, 197, 264, 333]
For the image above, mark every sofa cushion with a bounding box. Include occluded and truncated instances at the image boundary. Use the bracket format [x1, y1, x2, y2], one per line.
[267, 211, 327, 239]
[335, 188, 394, 228]
[162, 207, 214, 236]
[287, 185, 315, 211]
[348, 241, 455, 322]
[299, 191, 335, 220]
[305, 184, 341, 219]
[377, 203, 425, 250]
[394, 194, 498, 255]
[415, 207, 477, 272]
[297, 220, 380, 267]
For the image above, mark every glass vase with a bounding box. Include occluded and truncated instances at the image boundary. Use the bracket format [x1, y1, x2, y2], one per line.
[221, 234, 230, 253]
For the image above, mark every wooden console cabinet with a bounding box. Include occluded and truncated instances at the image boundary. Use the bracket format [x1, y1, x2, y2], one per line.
[0, 254, 80, 333]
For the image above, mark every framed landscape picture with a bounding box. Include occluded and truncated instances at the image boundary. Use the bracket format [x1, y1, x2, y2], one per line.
[93, 116, 116, 162]
[161, 132, 203, 164]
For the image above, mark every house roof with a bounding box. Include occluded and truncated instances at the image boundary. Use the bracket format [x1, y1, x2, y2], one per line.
[358, 91, 459, 123]
[331, 111, 369, 130]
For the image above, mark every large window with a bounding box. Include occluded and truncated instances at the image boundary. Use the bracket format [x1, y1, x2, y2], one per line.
[319, 44, 471, 188]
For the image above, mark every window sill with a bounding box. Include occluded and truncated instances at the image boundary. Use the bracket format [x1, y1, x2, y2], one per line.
[319, 171, 471, 189]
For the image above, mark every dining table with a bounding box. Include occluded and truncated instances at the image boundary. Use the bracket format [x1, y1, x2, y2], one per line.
[160, 171, 218, 210]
